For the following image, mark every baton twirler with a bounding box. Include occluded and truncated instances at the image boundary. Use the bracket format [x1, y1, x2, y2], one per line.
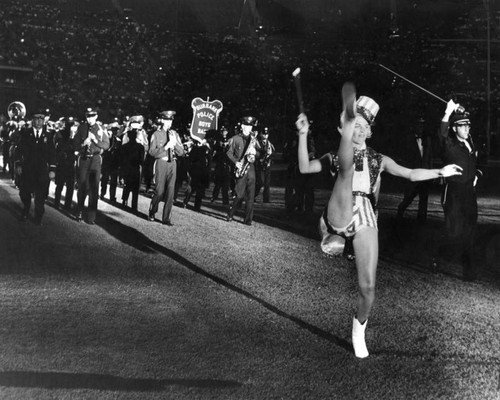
[292, 68, 305, 114]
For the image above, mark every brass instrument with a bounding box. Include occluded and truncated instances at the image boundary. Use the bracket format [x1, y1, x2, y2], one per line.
[234, 135, 257, 178]
[7, 101, 26, 121]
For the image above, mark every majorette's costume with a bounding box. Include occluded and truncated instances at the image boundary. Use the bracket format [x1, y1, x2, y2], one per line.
[319, 95, 383, 258]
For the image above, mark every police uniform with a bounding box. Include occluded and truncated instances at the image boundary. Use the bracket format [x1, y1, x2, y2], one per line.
[436, 110, 480, 281]
[226, 116, 260, 225]
[73, 107, 110, 224]
[54, 120, 76, 210]
[15, 112, 56, 224]
[148, 110, 185, 225]
[254, 127, 275, 203]
[211, 128, 231, 204]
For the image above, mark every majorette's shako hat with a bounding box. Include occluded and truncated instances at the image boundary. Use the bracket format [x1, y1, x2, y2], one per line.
[85, 107, 98, 117]
[159, 110, 176, 120]
[356, 96, 379, 125]
[449, 110, 470, 126]
[241, 116, 258, 127]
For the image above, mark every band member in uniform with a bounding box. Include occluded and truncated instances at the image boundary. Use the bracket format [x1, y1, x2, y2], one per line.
[226, 116, 261, 225]
[15, 111, 56, 225]
[396, 117, 433, 223]
[53, 118, 76, 211]
[183, 138, 211, 211]
[100, 119, 122, 203]
[148, 110, 185, 225]
[73, 107, 110, 224]
[434, 100, 482, 281]
[120, 128, 144, 211]
[254, 126, 275, 203]
[211, 126, 231, 204]
[296, 83, 462, 358]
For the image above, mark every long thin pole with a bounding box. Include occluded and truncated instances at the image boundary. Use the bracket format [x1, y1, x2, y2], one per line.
[378, 63, 448, 104]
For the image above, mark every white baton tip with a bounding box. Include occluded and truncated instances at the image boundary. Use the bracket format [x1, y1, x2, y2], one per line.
[292, 68, 301, 77]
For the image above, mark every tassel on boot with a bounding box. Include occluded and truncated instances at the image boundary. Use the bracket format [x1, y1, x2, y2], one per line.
[352, 316, 369, 358]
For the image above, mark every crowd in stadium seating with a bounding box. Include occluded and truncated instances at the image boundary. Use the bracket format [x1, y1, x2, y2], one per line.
[0, 0, 498, 156]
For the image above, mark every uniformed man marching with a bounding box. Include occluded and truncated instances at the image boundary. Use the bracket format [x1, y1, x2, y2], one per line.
[73, 107, 110, 224]
[226, 116, 261, 225]
[15, 111, 56, 225]
[148, 110, 185, 225]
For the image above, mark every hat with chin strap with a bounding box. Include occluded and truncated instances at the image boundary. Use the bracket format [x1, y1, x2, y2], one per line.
[449, 110, 470, 126]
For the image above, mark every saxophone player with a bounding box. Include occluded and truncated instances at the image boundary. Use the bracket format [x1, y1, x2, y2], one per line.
[226, 116, 260, 226]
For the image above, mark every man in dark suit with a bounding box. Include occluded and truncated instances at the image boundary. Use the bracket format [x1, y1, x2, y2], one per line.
[226, 116, 261, 225]
[15, 111, 56, 225]
[397, 117, 433, 223]
[73, 107, 110, 224]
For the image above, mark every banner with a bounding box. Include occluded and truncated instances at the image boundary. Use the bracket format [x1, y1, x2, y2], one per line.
[190, 97, 223, 141]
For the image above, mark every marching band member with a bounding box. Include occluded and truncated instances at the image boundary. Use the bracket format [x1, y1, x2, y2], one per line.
[73, 107, 110, 224]
[226, 116, 261, 226]
[100, 118, 122, 203]
[296, 83, 462, 358]
[211, 126, 231, 205]
[434, 100, 482, 281]
[15, 111, 56, 225]
[148, 110, 185, 226]
[254, 126, 275, 203]
[53, 117, 77, 211]
[120, 128, 144, 211]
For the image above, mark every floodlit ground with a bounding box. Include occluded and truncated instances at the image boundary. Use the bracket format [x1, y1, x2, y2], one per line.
[0, 173, 498, 399]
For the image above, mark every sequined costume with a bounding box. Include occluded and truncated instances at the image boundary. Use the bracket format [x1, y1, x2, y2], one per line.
[319, 146, 383, 256]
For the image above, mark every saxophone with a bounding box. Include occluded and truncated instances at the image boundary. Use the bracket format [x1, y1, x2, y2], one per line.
[234, 135, 257, 178]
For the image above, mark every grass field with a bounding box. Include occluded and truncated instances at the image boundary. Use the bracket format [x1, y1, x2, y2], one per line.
[0, 176, 498, 399]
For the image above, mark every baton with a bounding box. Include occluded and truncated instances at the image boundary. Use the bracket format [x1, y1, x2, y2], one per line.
[378, 63, 448, 104]
[292, 68, 305, 114]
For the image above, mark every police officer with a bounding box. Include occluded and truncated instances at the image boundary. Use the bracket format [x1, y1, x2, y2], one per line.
[15, 111, 56, 225]
[226, 116, 260, 225]
[73, 107, 110, 224]
[148, 110, 185, 225]
[435, 100, 481, 281]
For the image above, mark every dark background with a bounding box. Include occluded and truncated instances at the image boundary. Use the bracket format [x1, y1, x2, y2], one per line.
[0, 0, 499, 160]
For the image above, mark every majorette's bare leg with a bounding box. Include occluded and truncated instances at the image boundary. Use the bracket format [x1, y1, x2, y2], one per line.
[327, 82, 356, 228]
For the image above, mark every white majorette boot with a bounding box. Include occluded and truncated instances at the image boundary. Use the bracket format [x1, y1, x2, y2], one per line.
[352, 316, 369, 358]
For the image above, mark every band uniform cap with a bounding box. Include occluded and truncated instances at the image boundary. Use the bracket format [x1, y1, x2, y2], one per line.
[260, 127, 270, 135]
[241, 116, 258, 127]
[129, 115, 144, 124]
[85, 107, 98, 116]
[356, 96, 379, 125]
[450, 111, 470, 126]
[32, 111, 45, 119]
[159, 110, 176, 120]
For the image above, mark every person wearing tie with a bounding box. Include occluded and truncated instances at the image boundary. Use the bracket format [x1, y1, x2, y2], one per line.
[434, 100, 482, 281]
[396, 117, 433, 223]
[148, 110, 185, 225]
[14, 111, 56, 225]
